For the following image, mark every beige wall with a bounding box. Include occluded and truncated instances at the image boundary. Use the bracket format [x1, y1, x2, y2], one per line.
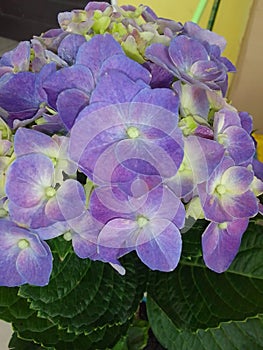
[229, 0, 263, 133]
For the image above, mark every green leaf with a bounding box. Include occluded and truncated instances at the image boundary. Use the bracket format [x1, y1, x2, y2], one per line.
[48, 235, 72, 261]
[126, 319, 149, 350]
[13, 317, 130, 350]
[9, 332, 45, 350]
[10, 250, 148, 348]
[146, 221, 263, 349]
[0, 287, 34, 323]
[147, 296, 263, 350]
[111, 319, 149, 350]
[19, 252, 147, 334]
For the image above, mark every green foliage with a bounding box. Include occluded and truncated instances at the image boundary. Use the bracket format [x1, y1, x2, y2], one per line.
[111, 319, 149, 350]
[146, 221, 263, 349]
[0, 239, 148, 349]
[2, 221, 263, 349]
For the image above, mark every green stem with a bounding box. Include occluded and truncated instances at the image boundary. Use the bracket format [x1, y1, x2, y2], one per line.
[207, 0, 221, 30]
[191, 0, 208, 23]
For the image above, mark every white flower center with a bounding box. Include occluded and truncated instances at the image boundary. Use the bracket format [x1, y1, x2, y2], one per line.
[45, 186, 56, 198]
[18, 239, 30, 250]
[63, 231, 72, 241]
[218, 222, 228, 230]
[137, 215, 149, 228]
[126, 126, 140, 139]
[216, 184, 226, 195]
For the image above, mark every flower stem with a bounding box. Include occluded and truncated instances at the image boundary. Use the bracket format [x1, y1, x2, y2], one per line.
[191, 0, 208, 24]
[207, 0, 221, 30]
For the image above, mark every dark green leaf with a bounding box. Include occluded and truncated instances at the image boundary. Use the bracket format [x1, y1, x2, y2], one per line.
[14, 316, 130, 350]
[19, 252, 147, 334]
[110, 319, 149, 350]
[146, 221, 263, 349]
[48, 235, 72, 261]
[126, 319, 149, 350]
[9, 332, 45, 350]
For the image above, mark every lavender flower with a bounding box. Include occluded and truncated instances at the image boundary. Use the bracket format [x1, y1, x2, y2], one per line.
[90, 184, 185, 271]
[5, 154, 85, 228]
[146, 35, 231, 93]
[0, 219, 52, 286]
[198, 157, 259, 223]
[202, 218, 249, 273]
[0, 2, 261, 287]
[69, 102, 183, 187]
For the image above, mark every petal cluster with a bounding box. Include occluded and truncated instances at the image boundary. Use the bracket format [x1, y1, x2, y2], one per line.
[0, 2, 262, 286]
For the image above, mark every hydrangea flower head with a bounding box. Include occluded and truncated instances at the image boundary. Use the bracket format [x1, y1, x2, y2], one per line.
[0, 219, 52, 286]
[0, 2, 262, 287]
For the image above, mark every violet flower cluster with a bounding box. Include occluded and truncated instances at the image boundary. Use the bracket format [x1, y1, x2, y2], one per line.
[0, 1, 262, 286]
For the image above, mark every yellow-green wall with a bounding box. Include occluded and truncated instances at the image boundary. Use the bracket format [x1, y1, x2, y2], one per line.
[118, 0, 253, 68]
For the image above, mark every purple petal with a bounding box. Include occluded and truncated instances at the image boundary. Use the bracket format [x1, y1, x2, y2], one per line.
[6, 154, 54, 208]
[191, 60, 223, 82]
[45, 179, 86, 222]
[90, 186, 135, 224]
[183, 22, 227, 52]
[239, 111, 253, 134]
[146, 43, 179, 76]
[97, 218, 137, 262]
[101, 54, 151, 84]
[198, 182, 233, 223]
[76, 34, 123, 80]
[168, 35, 209, 70]
[0, 41, 30, 71]
[148, 186, 185, 229]
[0, 246, 25, 286]
[8, 201, 53, 229]
[222, 166, 254, 193]
[222, 126, 255, 165]
[90, 70, 146, 104]
[213, 108, 241, 133]
[221, 191, 258, 219]
[253, 158, 263, 181]
[71, 211, 102, 259]
[165, 165, 194, 198]
[179, 84, 210, 118]
[72, 233, 99, 260]
[84, 2, 111, 12]
[141, 6, 158, 21]
[202, 219, 248, 273]
[69, 102, 183, 180]
[184, 135, 224, 183]
[58, 34, 86, 65]
[14, 127, 59, 157]
[16, 239, 52, 286]
[115, 136, 182, 178]
[136, 219, 182, 271]
[36, 221, 67, 240]
[0, 220, 52, 286]
[57, 88, 90, 130]
[0, 72, 44, 126]
[133, 87, 179, 113]
[43, 65, 94, 108]
[143, 61, 174, 88]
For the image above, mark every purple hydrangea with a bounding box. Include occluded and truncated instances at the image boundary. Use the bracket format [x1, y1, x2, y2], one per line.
[90, 184, 185, 271]
[5, 154, 85, 229]
[198, 157, 259, 223]
[145, 34, 233, 94]
[202, 218, 249, 273]
[0, 219, 52, 286]
[69, 102, 183, 189]
[0, 2, 262, 287]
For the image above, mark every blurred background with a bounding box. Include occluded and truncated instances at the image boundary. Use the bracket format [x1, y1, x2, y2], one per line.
[0, 0, 262, 347]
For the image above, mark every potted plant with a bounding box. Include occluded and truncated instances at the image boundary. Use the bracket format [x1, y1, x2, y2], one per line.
[0, 2, 262, 349]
